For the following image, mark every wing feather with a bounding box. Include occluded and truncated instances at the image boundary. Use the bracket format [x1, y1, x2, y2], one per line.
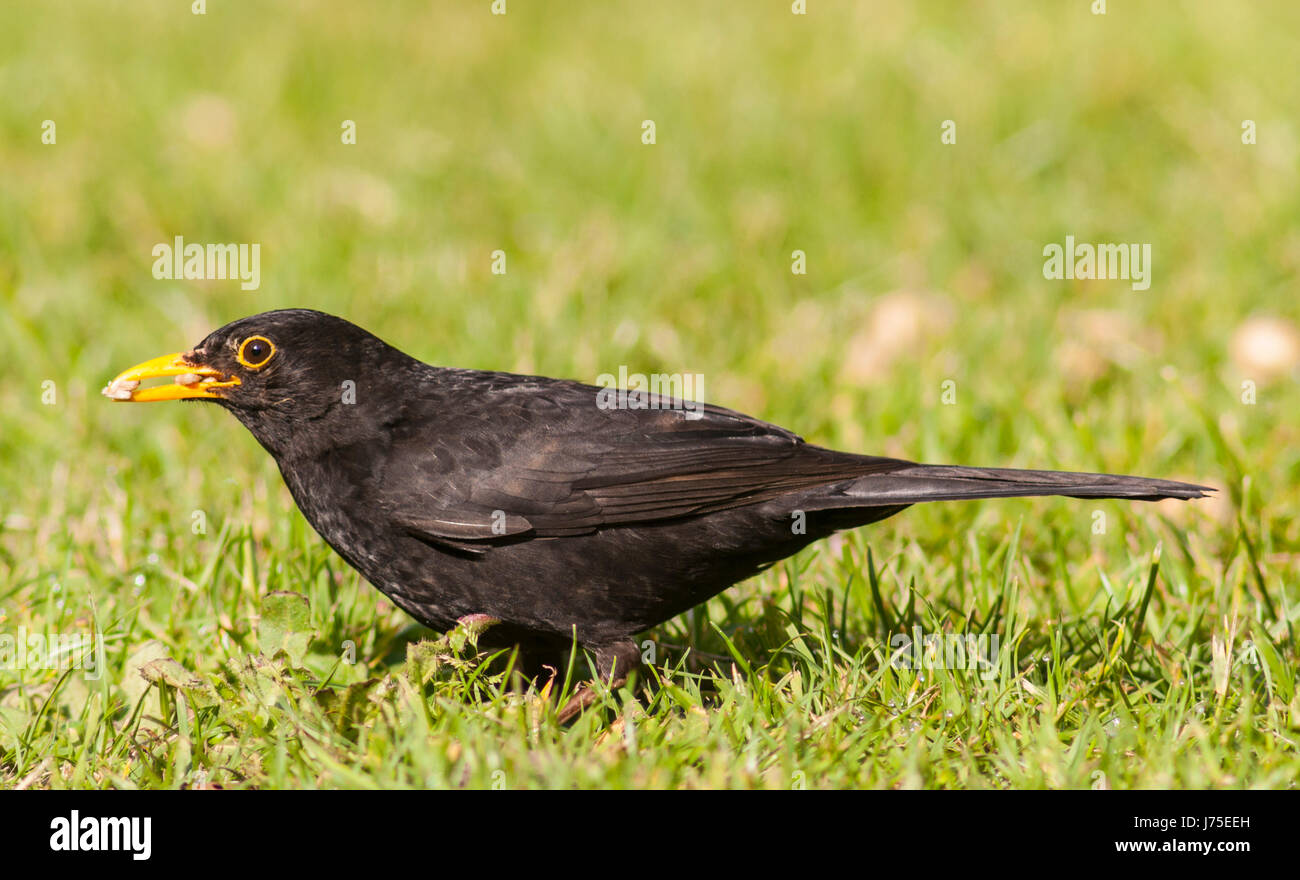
[375, 378, 907, 548]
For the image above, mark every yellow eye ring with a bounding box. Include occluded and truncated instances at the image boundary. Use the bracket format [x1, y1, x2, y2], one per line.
[236, 335, 276, 369]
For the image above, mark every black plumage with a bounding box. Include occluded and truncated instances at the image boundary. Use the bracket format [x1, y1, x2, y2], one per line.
[105, 309, 1210, 706]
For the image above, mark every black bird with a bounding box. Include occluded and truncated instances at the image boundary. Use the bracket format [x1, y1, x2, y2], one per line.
[105, 309, 1209, 714]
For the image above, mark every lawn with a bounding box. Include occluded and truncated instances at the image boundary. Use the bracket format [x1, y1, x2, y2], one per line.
[0, 1, 1296, 789]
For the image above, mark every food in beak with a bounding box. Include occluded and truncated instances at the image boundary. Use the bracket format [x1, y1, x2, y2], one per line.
[103, 378, 140, 401]
[101, 351, 241, 402]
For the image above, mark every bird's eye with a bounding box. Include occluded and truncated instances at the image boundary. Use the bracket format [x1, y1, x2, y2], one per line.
[237, 335, 276, 369]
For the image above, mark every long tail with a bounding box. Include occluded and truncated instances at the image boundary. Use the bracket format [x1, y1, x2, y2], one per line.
[838, 464, 1212, 506]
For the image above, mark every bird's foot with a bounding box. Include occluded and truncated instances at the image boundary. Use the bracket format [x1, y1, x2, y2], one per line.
[555, 678, 627, 724]
[555, 683, 600, 724]
[554, 639, 641, 724]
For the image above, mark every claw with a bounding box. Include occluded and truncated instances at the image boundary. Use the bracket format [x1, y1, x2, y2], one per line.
[556, 684, 602, 724]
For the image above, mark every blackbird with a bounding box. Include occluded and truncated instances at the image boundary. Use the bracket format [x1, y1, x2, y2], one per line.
[105, 309, 1208, 712]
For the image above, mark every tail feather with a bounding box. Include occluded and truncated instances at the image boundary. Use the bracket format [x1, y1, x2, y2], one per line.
[838, 464, 1212, 506]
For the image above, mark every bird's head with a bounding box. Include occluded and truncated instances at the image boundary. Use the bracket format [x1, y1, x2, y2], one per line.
[104, 309, 405, 455]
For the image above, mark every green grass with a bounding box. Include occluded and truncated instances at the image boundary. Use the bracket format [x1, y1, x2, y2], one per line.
[1, 1, 1297, 789]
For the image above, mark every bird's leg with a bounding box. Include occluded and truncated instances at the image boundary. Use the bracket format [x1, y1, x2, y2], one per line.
[555, 639, 641, 724]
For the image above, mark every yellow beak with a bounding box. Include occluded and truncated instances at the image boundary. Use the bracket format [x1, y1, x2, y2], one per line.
[102, 351, 241, 402]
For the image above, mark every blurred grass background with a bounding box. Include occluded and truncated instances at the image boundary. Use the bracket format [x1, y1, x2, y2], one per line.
[0, 1, 1297, 788]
